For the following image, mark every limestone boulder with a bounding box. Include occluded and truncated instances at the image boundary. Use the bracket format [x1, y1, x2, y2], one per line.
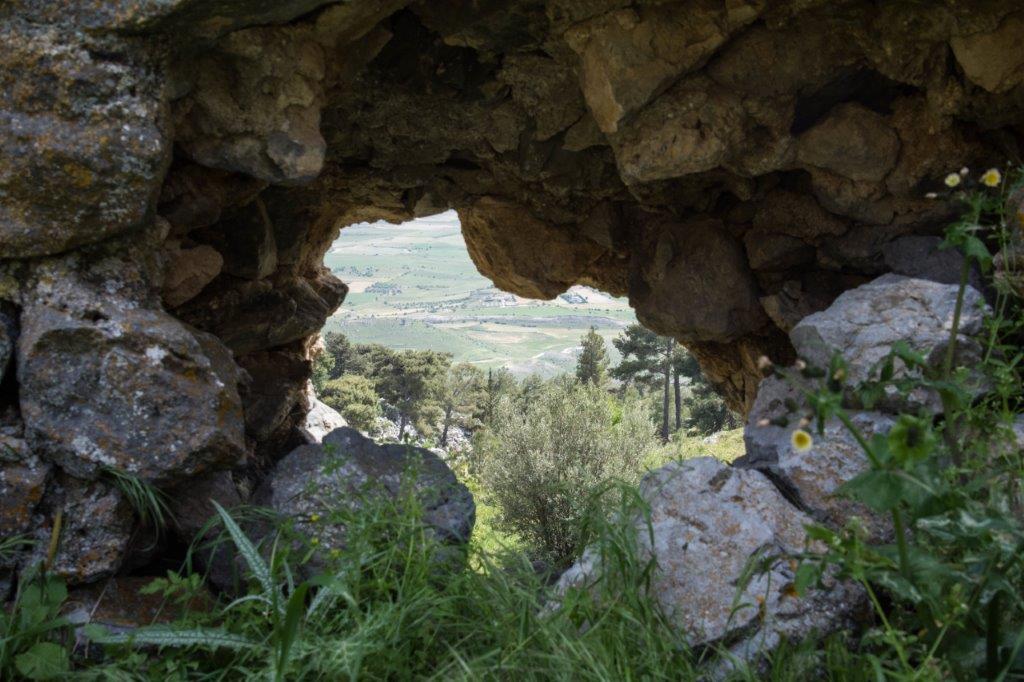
[253, 427, 474, 578]
[237, 349, 311, 443]
[497, 53, 586, 141]
[161, 241, 224, 308]
[299, 383, 348, 443]
[557, 458, 863, 661]
[882, 236, 984, 292]
[630, 218, 768, 343]
[737, 377, 894, 542]
[178, 272, 347, 354]
[0, 21, 168, 258]
[790, 274, 988, 411]
[796, 104, 900, 184]
[951, 13, 1024, 94]
[166, 470, 245, 591]
[564, 2, 763, 133]
[173, 23, 328, 184]
[460, 198, 607, 300]
[19, 302, 247, 484]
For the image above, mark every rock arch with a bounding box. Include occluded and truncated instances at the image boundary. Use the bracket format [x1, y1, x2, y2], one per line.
[1, 0, 1022, 584]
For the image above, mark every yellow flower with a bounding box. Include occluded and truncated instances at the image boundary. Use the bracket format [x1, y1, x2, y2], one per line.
[791, 429, 813, 453]
[981, 168, 1002, 187]
[944, 173, 961, 188]
[310, 537, 320, 547]
[309, 513, 321, 523]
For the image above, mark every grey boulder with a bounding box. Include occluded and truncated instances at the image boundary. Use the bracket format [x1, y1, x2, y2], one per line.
[790, 274, 988, 411]
[254, 427, 474, 577]
[557, 458, 862, 662]
[18, 302, 247, 485]
[738, 377, 895, 542]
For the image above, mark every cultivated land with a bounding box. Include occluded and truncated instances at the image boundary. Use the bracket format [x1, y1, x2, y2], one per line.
[324, 211, 636, 375]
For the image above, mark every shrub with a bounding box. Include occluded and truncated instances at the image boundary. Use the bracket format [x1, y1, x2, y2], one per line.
[476, 380, 658, 568]
[320, 374, 381, 433]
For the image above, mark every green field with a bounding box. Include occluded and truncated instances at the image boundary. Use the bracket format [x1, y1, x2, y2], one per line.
[324, 211, 635, 375]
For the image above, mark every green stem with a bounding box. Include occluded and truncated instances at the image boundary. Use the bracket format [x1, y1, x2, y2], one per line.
[987, 591, 1003, 679]
[835, 410, 881, 468]
[892, 506, 911, 582]
[942, 254, 972, 380]
[940, 252, 973, 469]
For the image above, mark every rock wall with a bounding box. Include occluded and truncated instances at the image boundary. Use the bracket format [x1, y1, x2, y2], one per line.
[1, 0, 1023, 586]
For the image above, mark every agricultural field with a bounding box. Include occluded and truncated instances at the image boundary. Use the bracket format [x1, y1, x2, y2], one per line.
[323, 211, 636, 375]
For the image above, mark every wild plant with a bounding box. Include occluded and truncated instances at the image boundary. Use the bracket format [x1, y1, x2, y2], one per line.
[774, 167, 1024, 679]
[0, 562, 72, 681]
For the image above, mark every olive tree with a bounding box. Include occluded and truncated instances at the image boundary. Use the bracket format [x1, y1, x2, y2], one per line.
[477, 381, 657, 568]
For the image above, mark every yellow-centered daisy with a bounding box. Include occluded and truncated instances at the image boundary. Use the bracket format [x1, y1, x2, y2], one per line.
[981, 168, 1002, 187]
[791, 429, 813, 452]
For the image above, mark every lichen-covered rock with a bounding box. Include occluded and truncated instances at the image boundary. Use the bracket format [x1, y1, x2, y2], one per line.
[796, 103, 901, 183]
[0, 20, 168, 258]
[738, 377, 894, 542]
[173, 24, 327, 184]
[558, 458, 863, 662]
[790, 274, 988, 411]
[47, 477, 134, 585]
[254, 427, 474, 577]
[0, 453, 50, 539]
[19, 301, 246, 484]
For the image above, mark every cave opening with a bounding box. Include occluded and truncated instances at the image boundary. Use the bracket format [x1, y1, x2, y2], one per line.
[3, 2, 1024, 667]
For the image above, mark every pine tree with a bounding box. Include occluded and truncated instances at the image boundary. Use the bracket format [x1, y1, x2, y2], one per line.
[434, 363, 485, 446]
[610, 323, 663, 393]
[575, 327, 609, 386]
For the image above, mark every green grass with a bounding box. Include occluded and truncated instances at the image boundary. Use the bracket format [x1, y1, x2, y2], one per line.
[75, 481, 713, 680]
[646, 427, 746, 469]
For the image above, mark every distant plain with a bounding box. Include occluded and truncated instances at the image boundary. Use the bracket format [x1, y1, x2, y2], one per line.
[324, 211, 636, 375]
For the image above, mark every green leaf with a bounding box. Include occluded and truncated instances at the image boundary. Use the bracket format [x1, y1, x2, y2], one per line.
[212, 501, 276, 600]
[891, 341, 927, 368]
[89, 624, 257, 650]
[887, 415, 938, 467]
[793, 562, 821, 596]
[879, 355, 895, 382]
[838, 470, 906, 512]
[15, 642, 69, 680]
[871, 570, 924, 604]
[275, 583, 309, 682]
[962, 235, 993, 271]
